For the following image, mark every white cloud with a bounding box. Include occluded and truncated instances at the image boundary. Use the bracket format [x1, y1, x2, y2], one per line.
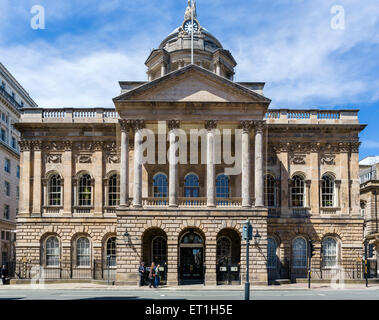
[361, 140, 379, 150]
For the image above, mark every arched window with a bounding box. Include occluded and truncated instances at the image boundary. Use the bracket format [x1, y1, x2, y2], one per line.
[264, 175, 277, 207]
[321, 175, 335, 208]
[77, 237, 90, 267]
[153, 174, 168, 198]
[152, 236, 167, 264]
[48, 174, 62, 206]
[216, 175, 230, 198]
[46, 236, 60, 266]
[292, 237, 307, 268]
[216, 237, 231, 264]
[322, 237, 337, 268]
[181, 232, 203, 244]
[108, 174, 120, 207]
[184, 174, 199, 198]
[291, 175, 305, 207]
[106, 237, 116, 267]
[78, 174, 92, 206]
[267, 237, 277, 269]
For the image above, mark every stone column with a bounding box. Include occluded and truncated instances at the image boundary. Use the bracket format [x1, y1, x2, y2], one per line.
[205, 240, 217, 285]
[132, 120, 145, 208]
[339, 143, 350, 215]
[119, 120, 131, 207]
[19, 141, 32, 216]
[31, 141, 42, 216]
[310, 144, 320, 214]
[168, 120, 180, 207]
[275, 144, 290, 216]
[350, 142, 361, 216]
[254, 121, 265, 207]
[63, 142, 72, 216]
[93, 142, 104, 216]
[205, 120, 217, 207]
[166, 240, 179, 285]
[240, 121, 253, 208]
[335, 180, 341, 208]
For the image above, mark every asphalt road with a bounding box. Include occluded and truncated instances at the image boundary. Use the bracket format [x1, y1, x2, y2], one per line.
[0, 289, 379, 300]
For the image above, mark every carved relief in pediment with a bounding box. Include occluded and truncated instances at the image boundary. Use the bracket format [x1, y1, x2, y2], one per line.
[290, 154, 306, 165]
[76, 154, 92, 164]
[321, 154, 335, 165]
[45, 154, 62, 164]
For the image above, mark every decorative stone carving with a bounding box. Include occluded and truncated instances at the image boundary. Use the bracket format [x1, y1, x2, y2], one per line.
[321, 154, 335, 165]
[204, 120, 217, 131]
[351, 142, 361, 153]
[240, 120, 254, 132]
[76, 154, 92, 164]
[290, 154, 306, 165]
[46, 154, 62, 164]
[272, 142, 290, 153]
[119, 120, 132, 132]
[107, 154, 120, 164]
[94, 141, 103, 151]
[63, 141, 72, 151]
[74, 142, 94, 152]
[168, 120, 181, 131]
[253, 120, 266, 133]
[19, 140, 32, 151]
[44, 142, 64, 151]
[32, 141, 42, 151]
[131, 120, 145, 131]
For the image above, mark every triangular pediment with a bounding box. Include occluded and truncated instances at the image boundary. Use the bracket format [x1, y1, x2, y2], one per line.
[113, 64, 271, 104]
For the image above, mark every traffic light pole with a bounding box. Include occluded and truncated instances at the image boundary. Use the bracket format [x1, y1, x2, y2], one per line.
[245, 237, 250, 300]
[308, 243, 311, 289]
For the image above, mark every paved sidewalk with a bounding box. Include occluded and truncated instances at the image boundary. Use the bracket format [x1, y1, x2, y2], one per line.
[2, 282, 379, 291]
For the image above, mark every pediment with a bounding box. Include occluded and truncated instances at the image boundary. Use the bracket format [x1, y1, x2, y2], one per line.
[114, 64, 271, 104]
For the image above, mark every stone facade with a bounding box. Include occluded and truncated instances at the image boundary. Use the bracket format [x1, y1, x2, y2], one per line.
[14, 3, 367, 285]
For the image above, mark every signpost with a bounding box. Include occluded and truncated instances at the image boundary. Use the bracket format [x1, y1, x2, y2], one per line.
[242, 220, 253, 300]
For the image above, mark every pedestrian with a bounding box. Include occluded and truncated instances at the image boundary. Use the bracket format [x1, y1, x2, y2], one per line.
[1, 265, 7, 285]
[148, 262, 155, 288]
[138, 262, 145, 286]
[154, 264, 161, 288]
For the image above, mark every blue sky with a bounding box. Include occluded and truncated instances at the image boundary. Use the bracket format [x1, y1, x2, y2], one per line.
[0, 0, 378, 160]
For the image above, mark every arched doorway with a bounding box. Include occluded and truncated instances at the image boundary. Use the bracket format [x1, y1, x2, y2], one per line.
[179, 229, 205, 285]
[216, 229, 241, 285]
[141, 228, 168, 284]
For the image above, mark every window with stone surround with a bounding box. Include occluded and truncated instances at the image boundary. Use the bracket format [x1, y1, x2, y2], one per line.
[184, 173, 200, 198]
[216, 236, 231, 264]
[48, 174, 62, 206]
[292, 237, 307, 268]
[46, 236, 60, 267]
[153, 173, 168, 198]
[322, 237, 337, 268]
[264, 174, 278, 207]
[291, 175, 305, 207]
[216, 174, 230, 198]
[3, 204, 9, 220]
[108, 174, 120, 206]
[78, 174, 92, 206]
[267, 237, 278, 269]
[106, 237, 116, 267]
[321, 174, 335, 207]
[76, 237, 90, 267]
[152, 236, 167, 264]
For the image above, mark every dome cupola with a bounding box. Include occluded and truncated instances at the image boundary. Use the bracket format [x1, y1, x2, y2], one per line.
[145, 0, 237, 81]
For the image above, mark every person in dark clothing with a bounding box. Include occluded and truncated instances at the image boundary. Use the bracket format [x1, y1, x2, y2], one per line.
[1, 265, 7, 285]
[148, 262, 155, 288]
[154, 264, 161, 288]
[138, 262, 145, 286]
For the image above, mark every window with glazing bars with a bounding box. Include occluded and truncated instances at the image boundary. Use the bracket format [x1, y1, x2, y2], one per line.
[46, 237, 60, 266]
[108, 174, 120, 206]
[48, 174, 61, 206]
[77, 237, 90, 267]
[321, 175, 334, 207]
[264, 175, 276, 207]
[78, 174, 92, 206]
[106, 237, 116, 267]
[291, 175, 304, 207]
[152, 236, 167, 264]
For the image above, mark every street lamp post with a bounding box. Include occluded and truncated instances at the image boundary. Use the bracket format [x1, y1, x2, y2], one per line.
[364, 240, 369, 287]
[242, 220, 253, 301]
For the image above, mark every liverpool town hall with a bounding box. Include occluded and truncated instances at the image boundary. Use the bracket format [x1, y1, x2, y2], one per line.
[13, 3, 367, 286]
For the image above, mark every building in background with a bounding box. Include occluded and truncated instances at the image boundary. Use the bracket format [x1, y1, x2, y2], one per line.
[360, 156, 379, 278]
[0, 63, 37, 267]
[14, 2, 367, 285]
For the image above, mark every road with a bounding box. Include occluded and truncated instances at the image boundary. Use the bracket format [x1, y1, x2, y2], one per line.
[0, 288, 379, 300]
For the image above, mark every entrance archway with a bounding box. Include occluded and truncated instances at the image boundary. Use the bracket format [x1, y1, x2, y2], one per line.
[141, 228, 168, 284]
[178, 228, 205, 285]
[216, 229, 241, 285]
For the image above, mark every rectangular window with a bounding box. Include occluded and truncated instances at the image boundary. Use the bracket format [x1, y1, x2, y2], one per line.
[16, 186, 19, 200]
[4, 205, 9, 219]
[1, 129, 5, 142]
[1, 231, 4, 240]
[1, 113, 5, 121]
[0, 81, 5, 89]
[11, 137, 16, 149]
[17, 165, 20, 178]
[5, 181, 10, 196]
[4, 158, 10, 173]
[5, 232, 9, 241]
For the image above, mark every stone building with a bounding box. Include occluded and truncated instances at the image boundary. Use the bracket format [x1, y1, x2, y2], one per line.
[14, 2, 367, 285]
[360, 156, 379, 277]
[0, 63, 37, 267]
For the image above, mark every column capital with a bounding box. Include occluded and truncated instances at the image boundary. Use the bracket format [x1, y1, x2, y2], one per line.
[205, 120, 218, 131]
[253, 120, 266, 133]
[240, 120, 254, 133]
[119, 119, 132, 132]
[131, 120, 145, 131]
[19, 140, 33, 152]
[32, 140, 43, 151]
[167, 120, 181, 131]
[63, 141, 73, 151]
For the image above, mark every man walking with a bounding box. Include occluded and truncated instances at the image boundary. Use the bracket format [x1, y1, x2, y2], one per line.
[154, 264, 161, 288]
[138, 262, 145, 286]
[148, 262, 155, 288]
[1, 265, 7, 285]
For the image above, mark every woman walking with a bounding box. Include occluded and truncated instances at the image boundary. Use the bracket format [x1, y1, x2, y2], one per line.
[148, 262, 155, 288]
[154, 264, 161, 288]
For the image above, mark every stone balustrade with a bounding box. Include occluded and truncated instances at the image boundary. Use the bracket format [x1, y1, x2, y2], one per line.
[265, 109, 359, 124]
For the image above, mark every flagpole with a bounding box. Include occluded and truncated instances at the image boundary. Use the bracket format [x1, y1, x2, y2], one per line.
[191, 0, 194, 65]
